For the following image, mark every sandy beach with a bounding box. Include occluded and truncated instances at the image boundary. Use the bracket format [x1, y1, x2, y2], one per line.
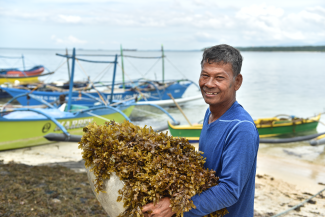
[1, 141, 325, 216]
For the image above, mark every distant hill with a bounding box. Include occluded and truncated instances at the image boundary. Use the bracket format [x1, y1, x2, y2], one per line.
[236, 46, 325, 52]
[202, 46, 325, 52]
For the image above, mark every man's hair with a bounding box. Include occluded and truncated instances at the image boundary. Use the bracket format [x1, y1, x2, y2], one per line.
[201, 44, 243, 77]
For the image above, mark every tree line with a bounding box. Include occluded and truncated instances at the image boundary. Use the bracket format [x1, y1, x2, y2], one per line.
[202, 46, 325, 52]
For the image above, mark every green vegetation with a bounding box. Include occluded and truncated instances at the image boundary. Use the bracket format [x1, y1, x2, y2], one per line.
[202, 46, 325, 52]
[236, 46, 325, 52]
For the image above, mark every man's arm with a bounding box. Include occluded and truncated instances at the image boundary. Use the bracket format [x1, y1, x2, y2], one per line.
[184, 122, 259, 217]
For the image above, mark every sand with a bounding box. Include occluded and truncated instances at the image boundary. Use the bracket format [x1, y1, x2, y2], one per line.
[0, 141, 325, 216]
[255, 154, 325, 217]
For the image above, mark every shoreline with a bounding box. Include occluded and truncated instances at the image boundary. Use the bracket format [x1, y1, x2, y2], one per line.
[1, 141, 325, 216]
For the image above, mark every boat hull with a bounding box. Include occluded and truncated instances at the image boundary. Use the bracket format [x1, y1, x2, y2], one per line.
[167, 115, 321, 142]
[1, 66, 44, 77]
[0, 106, 134, 151]
[167, 121, 201, 143]
[2, 82, 192, 106]
[257, 121, 319, 137]
[0, 77, 39, 85]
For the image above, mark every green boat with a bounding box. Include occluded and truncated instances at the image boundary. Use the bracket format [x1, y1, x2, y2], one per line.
[168, 114, 321, 143]
[0, 103, 134, 151]
[0, 48, 180, 151]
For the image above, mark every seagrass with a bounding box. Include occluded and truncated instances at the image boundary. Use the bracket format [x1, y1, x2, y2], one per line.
[79, 120, 228, 217]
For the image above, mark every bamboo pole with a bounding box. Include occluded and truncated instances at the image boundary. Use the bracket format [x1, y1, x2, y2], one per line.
[66, 48, 71, 81]
[161, 45, 165, 83]
[167, 93, 192, 126]
[120, 45, 125, 89]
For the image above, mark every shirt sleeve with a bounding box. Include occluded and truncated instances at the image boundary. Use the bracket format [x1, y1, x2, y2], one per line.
[183, 121, 259, 217]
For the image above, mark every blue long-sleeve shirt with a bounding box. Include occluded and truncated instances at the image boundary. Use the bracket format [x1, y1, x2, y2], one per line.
[184, 101, 259, 217]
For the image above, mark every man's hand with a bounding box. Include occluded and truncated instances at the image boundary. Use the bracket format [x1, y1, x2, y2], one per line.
[142, 197, 176, 217]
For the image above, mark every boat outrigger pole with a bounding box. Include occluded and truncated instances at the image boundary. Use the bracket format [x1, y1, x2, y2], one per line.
[67, 48, 76, 112]
[66, 48, 71, 81]
[110, 54, 118, 104]
[161, 44, 165, 83]
[21, 54, 27, 76]
[120, 44, 125, 89]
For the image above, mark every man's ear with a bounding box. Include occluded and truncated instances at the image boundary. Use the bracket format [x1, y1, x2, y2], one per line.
[235, 74, 243, 91]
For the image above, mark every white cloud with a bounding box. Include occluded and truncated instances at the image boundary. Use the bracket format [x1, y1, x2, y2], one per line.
[237, 4, 284, 18]
[2, 1, 325, 47]
[57, 15, 82, 24]
[195, 32, 217, 42]
[51, 35, 87, 44]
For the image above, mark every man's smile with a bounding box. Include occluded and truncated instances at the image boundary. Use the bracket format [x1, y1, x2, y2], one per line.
[203, 89, 219, 96]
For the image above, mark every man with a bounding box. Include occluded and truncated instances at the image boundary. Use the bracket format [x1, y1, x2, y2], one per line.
[142, 44, 259, 217]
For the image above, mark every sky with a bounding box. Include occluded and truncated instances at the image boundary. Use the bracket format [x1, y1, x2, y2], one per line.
[1, 0, 325, 50]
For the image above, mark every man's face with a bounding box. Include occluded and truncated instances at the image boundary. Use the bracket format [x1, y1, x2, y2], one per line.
[199, 61, 242, 107]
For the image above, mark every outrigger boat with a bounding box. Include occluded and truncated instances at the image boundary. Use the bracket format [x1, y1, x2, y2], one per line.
[1, 46, 201, 106]
[0, 49, 179, 151]
[1, 79, 198, 106]
[168, 114, 321, 143]
[0, 93, 134, 151]
[0, 55, 53, 85]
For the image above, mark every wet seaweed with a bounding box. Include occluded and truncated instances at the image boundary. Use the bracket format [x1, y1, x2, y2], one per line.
[79, 120, 228, 217]
[0, 161, 107, 217]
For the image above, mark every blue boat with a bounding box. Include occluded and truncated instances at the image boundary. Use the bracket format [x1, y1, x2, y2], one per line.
[0, 48, 179, 150]
[1, 47, 200, 106]
[1, 79, 194, 106]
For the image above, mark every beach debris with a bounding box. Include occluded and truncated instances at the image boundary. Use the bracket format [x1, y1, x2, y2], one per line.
[307, 199, 316, 204]
[78, 120, 228, 217]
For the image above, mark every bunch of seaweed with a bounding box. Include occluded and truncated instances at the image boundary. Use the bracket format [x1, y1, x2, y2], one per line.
[0, 160, 107, 217]
[79, 121, 228, 217]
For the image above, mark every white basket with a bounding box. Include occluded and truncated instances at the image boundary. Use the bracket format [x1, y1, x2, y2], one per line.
[86, 166, 125, 217]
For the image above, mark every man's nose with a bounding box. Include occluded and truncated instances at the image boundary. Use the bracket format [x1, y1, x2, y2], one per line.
[205, 77, 216, 87]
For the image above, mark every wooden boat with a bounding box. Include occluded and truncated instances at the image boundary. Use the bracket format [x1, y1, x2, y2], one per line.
[255, 114, 320, 138]
[0, 50, 135, 151]
[2, 47, 201, 106]
[168, 121, 202, 143]
[0, 65, 44, 77]
[0, 65, 44, 84]
[1, 79, 197, 106]
[0, 54, 53, 84]
[0, 102, 134, 151]
[168, 114, 321, 142]
[0, 49, 179, 151]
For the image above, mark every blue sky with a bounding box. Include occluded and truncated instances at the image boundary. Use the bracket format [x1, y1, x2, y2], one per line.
[1, 0, 325, 50]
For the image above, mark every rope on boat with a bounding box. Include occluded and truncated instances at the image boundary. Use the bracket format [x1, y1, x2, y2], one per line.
[75, 59, 108, 106]
[271, 186, 325, 217]
[121, 55, 163, 59]
[0, 55, 24, 59]
[165, 57, 188, 79]
[124, 57, 145, 77]
[95, 63, 114, 81]
[116, 63, 149, 101]
[142, 58, 162, 77]
[74, 54, 163, 59]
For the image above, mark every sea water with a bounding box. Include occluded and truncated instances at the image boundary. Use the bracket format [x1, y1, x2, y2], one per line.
[1, 48, 325, 166]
